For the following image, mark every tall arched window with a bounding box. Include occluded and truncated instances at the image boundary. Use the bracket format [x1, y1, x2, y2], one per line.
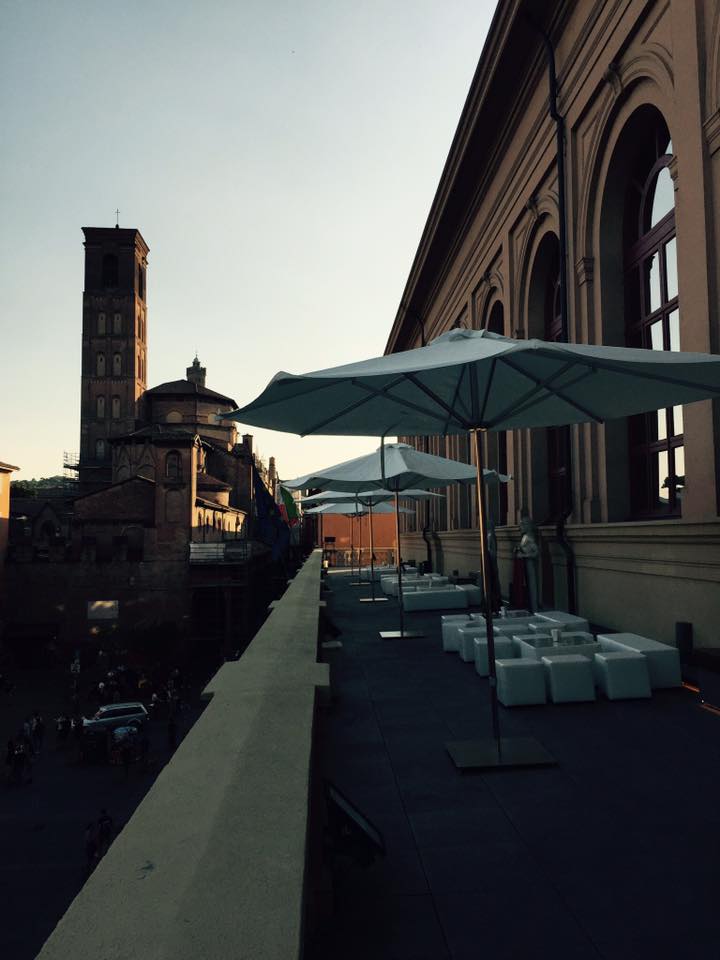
[96, 352, 105, 376]
[112, 353, 122, 376]
[624, 123, 681, 516]
[95, 438, 106, 460]
[98, 313, 106, 335]
[544, 247, 571, 521]
[137, 264, 145, 300]
[111, 396, 121, 419]
[113, 313, 122, 335]
[96, 395, 105, 419]
[165, 450, 182, 479]
[102, 254, 118, 288]
[484, 298, 508, 525]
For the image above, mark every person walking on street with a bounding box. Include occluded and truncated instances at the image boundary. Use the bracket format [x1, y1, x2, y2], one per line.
[85, 822, 98, 873]
[31, 712, 45, 753]
[97, 809, 114, 856]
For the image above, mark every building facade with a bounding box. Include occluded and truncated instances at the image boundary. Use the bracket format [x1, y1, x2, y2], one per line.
[386, 0, 720, 648]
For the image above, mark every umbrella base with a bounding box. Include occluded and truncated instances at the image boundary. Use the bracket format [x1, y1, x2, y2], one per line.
[380, 629, 424, 639]
[445, 737, 556, 771]
[359, 597, 388, 603]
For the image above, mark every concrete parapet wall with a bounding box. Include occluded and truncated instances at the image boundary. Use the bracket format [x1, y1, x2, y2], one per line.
[36, 549, 328, 960]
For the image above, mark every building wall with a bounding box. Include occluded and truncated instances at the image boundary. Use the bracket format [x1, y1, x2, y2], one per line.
[388, 0, 720, 648]
[0, 468, 13, 564]
[317, 512, 397, 564]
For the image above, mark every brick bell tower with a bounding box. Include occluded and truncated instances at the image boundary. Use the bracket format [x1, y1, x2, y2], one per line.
[78, 226, 149, 492]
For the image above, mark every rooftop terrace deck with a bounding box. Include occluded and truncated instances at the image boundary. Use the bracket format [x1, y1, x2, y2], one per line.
[308, 571, 719, 960]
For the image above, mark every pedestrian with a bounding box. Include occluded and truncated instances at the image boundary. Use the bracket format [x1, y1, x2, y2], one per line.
[141, 730, 149, 765]
[84, 822, 98, 872]
[31, 712, 45, 753]
[121, 741, 132, 779]
[12, 741, 29, 784]
[56, 714, 69, 746]
[167, 715, 177, 750]
[97, 808, 114, 856]
[5, 739, 14, 784]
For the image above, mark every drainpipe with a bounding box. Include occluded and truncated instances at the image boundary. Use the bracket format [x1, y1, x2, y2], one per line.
[525, 15, 577, 613]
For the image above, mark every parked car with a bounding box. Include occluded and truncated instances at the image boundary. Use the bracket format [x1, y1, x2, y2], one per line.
[82, 702, 149, 733]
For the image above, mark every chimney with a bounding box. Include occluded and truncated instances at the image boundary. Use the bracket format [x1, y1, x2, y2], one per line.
[187, 355, 206, 388]
[242, 433, 253, 458]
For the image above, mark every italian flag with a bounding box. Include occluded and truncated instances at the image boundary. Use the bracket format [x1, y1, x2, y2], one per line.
[279, 486, 300, 526]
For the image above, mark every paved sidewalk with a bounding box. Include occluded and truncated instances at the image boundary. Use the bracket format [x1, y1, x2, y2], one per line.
[308, 573, 720, 960]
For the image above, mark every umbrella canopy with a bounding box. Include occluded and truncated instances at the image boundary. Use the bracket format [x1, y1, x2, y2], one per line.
[225, 327, 720, 435]
[301, 487, 446, 506]
[284, 442, 508, 493]
[304, 501, 412, 515]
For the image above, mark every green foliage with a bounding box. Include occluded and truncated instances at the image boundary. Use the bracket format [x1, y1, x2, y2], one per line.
[10, 476, 67, 498]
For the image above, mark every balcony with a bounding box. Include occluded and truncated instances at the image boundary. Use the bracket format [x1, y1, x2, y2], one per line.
[35, 553, 720, 959]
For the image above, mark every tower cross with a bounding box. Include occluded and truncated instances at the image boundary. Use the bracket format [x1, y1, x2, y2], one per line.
[115, 208, 120, 226]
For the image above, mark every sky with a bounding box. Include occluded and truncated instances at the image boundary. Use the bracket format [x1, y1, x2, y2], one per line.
[1, 0, 496, 481]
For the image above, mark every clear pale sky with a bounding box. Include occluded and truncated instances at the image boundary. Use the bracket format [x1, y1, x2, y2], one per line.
[1, 0, 496, 481]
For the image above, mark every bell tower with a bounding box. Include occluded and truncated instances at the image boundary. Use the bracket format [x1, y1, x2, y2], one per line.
[78, 226, 149, 492]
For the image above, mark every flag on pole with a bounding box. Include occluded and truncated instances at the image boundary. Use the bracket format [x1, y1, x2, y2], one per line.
[279, 486, 300, 526]
[253, 467, 290, 560]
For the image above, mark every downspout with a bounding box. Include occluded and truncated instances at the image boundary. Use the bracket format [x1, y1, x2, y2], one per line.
[526, 15, 577, 613]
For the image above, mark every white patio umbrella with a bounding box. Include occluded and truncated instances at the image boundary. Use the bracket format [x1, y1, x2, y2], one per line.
[283, 443, 509, 637]
[225, 327, 720, 768]
[302, 488, 448, 603]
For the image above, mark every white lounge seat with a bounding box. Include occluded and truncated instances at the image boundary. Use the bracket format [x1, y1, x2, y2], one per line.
[402, 587, 469, 612]
[473, 636, 515, 676]
[457, 624, 489, 661]
[441, 614, 471, 652]
[542, 654, 596, 703]
[597, 633, 681, 689]
[455, 583, 483, 605]
[496, 659, 547, 706]
[593, 651, 652, 700]
[534, 611, 590, 633]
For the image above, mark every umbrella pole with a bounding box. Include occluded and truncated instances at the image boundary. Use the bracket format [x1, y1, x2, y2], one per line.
[472, 429, 501, 756]
[369, 503, 375, 599]
[396, 490, 404, 636]
[445, 430, 554, 771]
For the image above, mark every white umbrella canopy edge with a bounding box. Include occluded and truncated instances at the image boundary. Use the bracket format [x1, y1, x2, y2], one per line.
[222, 329, 720, 436]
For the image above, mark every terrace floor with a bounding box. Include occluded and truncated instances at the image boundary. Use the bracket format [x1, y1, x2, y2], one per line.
[307, 571, 720, 960]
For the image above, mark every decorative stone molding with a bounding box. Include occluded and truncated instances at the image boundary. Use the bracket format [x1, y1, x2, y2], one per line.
[668, 154, 678, 184]
[703, 110, 720, 157]
[526, 195, 540, 223]
[575, 256, 594, 287]
[603, 61, 623, 99]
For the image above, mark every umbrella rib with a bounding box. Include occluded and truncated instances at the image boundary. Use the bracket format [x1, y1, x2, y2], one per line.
[542, 350, 720, 396]
[486, 358, 603, 426]
[353, 380, 458, 429]
[404, 372, 472, 429]
[441, 366, 467, 434]
[297, 375, 410, 435]
[478, 358, 496, 425]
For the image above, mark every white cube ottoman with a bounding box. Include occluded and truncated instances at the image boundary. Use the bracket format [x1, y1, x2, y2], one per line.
[457, 625, 491, 662]
[456, 583, 483, 605]
[496, 659, 547, 706]
[473, 635, 515, 676]
[542, 654, 596, 703]
[597, 633, 681, 689]
[594, 651, 652, 700]
[403, 587, 469, 612]
[441, 615, 471, 652]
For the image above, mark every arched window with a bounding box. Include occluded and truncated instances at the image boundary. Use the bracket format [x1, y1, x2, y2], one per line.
[165, 450, 182, 480]
[113, 313, 122, 335]
[112, 396, 121, 419]
[544, 246, 571, 521]
[137, 264, 145, 300]
[102, 254, 118, 288]
[96, 352, 106, 376]
[96, 395, 105, 419]
[112, 353, 122, 376]
[483, 298, 508, 525]
[95, 438, 106, 460]
[624, 122, 681, 516]
[98, 312, 106, 335]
